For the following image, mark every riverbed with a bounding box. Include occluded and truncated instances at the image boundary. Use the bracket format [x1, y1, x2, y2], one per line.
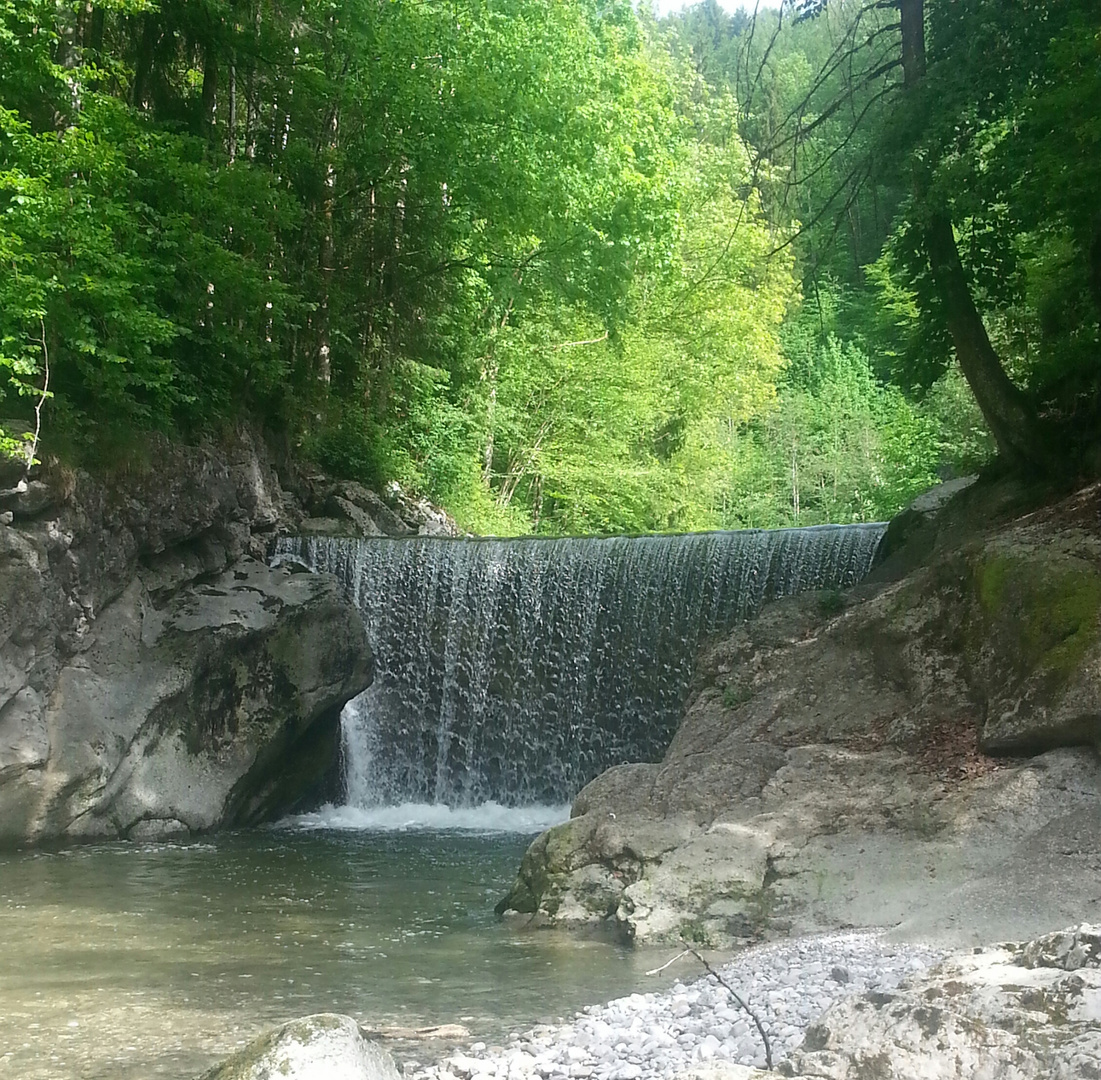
[0, 813, 672, 1080]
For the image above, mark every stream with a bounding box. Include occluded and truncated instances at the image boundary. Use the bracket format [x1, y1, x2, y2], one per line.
[0, 812, 673, 1080]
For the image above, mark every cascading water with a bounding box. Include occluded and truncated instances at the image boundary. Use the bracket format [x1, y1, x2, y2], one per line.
[276, 524, 884, 810]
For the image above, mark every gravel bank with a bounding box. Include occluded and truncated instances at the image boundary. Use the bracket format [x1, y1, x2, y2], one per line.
[409, 931, 945, 1080]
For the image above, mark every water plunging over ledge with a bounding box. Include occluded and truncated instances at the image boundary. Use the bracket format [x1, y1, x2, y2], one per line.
[276, 524, 885, 809]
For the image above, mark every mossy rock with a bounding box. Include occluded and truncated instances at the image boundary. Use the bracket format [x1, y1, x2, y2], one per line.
[976, 554, 1101, 681]
[971, 546, 1101, 754]
[495, 817, 592, 915]
[199, 1013, 400, 1080]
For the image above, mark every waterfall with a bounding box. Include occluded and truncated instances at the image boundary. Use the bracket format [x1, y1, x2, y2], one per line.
[276, 524, 884, 808]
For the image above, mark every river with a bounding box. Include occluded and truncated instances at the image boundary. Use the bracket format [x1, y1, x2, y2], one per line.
[0, 811, 672, 1079]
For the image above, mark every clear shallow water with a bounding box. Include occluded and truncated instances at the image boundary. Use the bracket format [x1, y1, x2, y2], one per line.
[0, 825, 673, 1080]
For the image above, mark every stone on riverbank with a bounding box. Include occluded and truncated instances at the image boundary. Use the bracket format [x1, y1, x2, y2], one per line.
[408, 926, 1100, 1080]
[199, 1013, 401, 1080]
[782, 923, 1101, 1079]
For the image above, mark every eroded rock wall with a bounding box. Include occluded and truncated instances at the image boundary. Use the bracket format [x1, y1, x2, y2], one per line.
[497, 482, 1101, 947]
[0, 429, 445, 846]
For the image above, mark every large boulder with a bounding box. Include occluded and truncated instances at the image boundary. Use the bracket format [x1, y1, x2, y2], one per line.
[497, 483, 1101, 947]
[782, 924, 1101, 1079]
[0, 556, 371, 844]
[199, 1014, 401, 1080]
[670, 929, 1101, 1079]
[0, 429, 381, 846]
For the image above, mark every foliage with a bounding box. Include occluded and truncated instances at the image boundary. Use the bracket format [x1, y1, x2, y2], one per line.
[9, 0, 1080, 532]
[481, 86, 797, 535]
[720, 330, 941, 528]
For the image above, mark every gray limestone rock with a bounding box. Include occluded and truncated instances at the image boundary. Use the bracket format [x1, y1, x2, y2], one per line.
[785, 926, 1101, 1079]
[0, 428, 384, 847]
[1, 557, 371, 844]
[199, 1014, 401, 1080]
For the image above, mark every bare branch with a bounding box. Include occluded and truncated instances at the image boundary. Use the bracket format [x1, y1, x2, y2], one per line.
[680, 940, 773, 1072]
[645, 949, 691, 977]
[551, 332, 608, 351]
[25, 317, 50, 477]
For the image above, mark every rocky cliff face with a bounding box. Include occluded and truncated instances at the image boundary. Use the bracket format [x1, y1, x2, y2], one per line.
[0, 430, 449, 846]
[497, 481, 1101, 948]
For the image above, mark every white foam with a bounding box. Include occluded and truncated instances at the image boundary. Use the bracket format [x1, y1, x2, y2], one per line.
[277, 801, 569, 834]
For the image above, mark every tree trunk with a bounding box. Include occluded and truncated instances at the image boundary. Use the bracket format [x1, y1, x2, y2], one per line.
[317, 108, 339, 388]
[54, 2, 82, 125]
[901, 0, 1049, 470]
[200, 46, 218, 137]
[227, 58, 237, 161]
[924, 213, 1046, 466]
[132, 14, 157, 110]
[88, 6, 104, 52]
[1089, 218, 1101, 316]
[244, 3, 260, 160]
[483, 359, 498, 484]
[899, 0, 925, 89]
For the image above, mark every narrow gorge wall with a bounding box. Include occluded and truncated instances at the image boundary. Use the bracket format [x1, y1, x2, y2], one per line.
[279, 524, 885, 807]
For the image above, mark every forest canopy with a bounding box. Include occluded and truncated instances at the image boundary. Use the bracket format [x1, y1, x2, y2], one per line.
[1, 0, 1097, 534]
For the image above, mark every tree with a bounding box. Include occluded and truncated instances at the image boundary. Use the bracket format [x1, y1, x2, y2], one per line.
[896, 0, 1047, 469]
[749, 0, 1101, 472]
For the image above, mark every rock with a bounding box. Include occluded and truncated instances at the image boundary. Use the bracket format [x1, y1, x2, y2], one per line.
[872, 475, 978, 570]
[869, 470, 1045, 582]
[674, 1068, 775, 1080]
[127, 817, 190, 841]
[1018, 924, 1101, 971]
[377, 481, 461, 537]
[326, 495, 386, 537]
[1, 557, 372, 844]
[572, 764, 661, 818]
[0, 426, 31, 487]
[495, 813, 697, 921]
[338, 482, 416, 536]
[0, 478, 55, 517]
[284, 471, 458, 538]
[300, 515, 354, 536]
[970, 535, 1101, 754]
[497, 482, 1101, 947]
[786, 926, 1101, 1079]
[0, 687, 48, 771]
[0, 428, 395, 846]
[617, 824, 772, 943]
[200, 1013, 401, 1080]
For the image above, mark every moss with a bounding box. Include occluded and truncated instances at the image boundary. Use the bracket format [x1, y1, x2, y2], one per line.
[977, 555, 1012, 614]
[495, 821, 582, 915]
[678, 918, 713, 947]
[721, 683, 753, 709]
[974, 553, 1101, 682]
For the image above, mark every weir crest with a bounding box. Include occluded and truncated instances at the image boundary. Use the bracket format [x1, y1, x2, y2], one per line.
[276, 524, 885, 808]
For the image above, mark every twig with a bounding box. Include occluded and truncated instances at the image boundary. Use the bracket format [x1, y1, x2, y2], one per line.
[551, 331, 609, 351]
[680, 940, 773, 1071]
[25, 316, 50, 477]
[645, 948, 691, 977]
[359, 1023, 471, 1041]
